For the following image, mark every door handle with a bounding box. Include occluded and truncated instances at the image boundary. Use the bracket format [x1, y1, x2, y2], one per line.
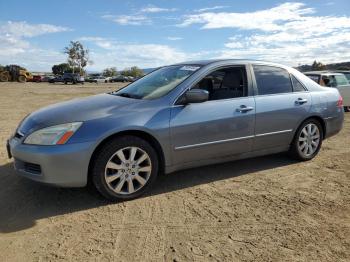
[236, 105, 254, 113]
[295, 98, 308, 104]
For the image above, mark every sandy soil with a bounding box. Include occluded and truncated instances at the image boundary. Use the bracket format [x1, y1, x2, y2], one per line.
[0, 82, 349, 262]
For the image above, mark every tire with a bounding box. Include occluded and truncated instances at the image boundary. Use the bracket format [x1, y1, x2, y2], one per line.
[344, 106, 350, 112]
[0, 75, 8, 82]
[64, 81, 67, 85]
[289, 119, 323, 161]
[91, 136, 159, 201]
[18, 75, 26, 83]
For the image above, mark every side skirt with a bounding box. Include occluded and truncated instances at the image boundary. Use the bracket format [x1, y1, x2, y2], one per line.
[164, 145, 290, 174]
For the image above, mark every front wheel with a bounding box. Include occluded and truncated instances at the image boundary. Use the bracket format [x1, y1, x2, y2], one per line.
[18, 75, 26, 83]
[91, 136, 159, 201]
[344, 106, 350, 112]
[289, 119, 323, 161]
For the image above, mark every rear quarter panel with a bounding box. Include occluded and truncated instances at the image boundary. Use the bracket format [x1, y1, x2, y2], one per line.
[309, 87, 344, 138]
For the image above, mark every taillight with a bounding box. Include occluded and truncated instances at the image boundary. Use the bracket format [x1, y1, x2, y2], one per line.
[337, 96, 343, 108]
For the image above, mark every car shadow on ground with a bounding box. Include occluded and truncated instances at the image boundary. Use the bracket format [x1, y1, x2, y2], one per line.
[0, 153, 297, 233]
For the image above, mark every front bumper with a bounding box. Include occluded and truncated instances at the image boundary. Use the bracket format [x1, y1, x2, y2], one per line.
[8, 137, 96, 187]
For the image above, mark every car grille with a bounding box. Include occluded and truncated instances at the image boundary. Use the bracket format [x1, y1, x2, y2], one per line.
[23, 162, 42, 175]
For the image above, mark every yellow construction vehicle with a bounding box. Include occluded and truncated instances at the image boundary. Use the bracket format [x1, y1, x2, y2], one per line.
[0, 65, 33, 82]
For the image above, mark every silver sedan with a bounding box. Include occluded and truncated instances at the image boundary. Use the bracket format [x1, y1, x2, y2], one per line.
[7, 60, 344, 200]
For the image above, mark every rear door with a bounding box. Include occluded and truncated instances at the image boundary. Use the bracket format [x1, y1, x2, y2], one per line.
[252, 65, 311, 150]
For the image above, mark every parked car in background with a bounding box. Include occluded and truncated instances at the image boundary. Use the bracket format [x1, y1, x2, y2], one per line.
[41, 76, 55, 82]
[334, 70, 350, 81]
[7, 60, 344, 201]
[63, 73, 84, 84]
[32, 75, 43, 82]
[92, 76, 109, 83]
[304, 71, 350, 111]
[48, 76, 64, 83]
[127, 76, 135, 82]
[85, 77, 98, 83]
[111, 75, 129, 82]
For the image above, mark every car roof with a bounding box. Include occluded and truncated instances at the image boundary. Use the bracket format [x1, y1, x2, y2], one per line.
[304, 71, 344, 76]
[171, 59, 288, 67]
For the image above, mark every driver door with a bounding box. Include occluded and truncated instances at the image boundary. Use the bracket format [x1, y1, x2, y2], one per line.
[169, 66, 255, 166]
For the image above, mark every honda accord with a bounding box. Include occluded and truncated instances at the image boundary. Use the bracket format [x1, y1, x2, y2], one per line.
[7, 60, 344, 200]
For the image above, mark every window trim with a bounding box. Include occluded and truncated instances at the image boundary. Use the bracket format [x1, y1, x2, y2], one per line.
[290, 74, 307, 92]
[173, 64, 251, 105]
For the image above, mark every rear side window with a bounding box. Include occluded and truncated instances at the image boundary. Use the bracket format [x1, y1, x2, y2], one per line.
[291, 75, 306, 92]
[253, 65, 292, 95]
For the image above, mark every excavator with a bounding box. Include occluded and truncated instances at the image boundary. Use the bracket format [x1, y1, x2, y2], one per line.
[0, 65, 33, 83]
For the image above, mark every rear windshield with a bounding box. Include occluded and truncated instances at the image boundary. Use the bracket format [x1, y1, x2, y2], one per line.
[113, 65, 201, 99]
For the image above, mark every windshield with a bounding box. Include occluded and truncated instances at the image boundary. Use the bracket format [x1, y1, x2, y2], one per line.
[113, 65, 201, 99]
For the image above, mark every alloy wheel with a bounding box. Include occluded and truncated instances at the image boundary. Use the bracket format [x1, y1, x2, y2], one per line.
[104, 147, 152, 195]
[298, 123, 320, 157]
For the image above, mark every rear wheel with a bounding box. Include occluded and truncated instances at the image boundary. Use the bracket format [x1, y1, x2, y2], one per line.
[289, 119, 323, 161]
[91, 136, 159, 201]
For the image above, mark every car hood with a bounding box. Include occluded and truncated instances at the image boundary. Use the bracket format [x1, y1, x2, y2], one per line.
[18, 93, 145, 135]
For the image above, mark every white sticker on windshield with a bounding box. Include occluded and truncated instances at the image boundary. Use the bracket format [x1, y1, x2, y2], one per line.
[180, 66, 200, 71]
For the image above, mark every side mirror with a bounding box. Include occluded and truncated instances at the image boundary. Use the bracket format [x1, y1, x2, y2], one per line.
[179, 89, 209, 105]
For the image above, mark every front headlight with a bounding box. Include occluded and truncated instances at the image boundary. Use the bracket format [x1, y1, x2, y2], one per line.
[24, 122, 82, 145]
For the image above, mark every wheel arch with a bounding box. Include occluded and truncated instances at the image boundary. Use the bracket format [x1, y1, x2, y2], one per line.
[88, 130, 166, 182]
[294, 115, 327, 141]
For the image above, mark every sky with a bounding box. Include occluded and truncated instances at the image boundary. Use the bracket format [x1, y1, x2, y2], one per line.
[0, 0, 350, 72]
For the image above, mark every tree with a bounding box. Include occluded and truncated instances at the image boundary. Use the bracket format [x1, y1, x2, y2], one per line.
[52, 63, 71, 75]
[311, 60, 326, 71]
[129, 66, 144, 77]
[64, 41, 92, 74]
[121, 66, 144, 77]
[103, 67, 118, 77]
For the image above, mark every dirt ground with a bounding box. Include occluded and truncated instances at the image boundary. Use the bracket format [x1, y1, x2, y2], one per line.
[0, 82, 349, 262]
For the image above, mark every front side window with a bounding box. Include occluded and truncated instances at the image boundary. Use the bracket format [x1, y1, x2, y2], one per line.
[114, 65, 201, 99]
[192, 66, 247, 100]
[253, 65, 293, 95]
